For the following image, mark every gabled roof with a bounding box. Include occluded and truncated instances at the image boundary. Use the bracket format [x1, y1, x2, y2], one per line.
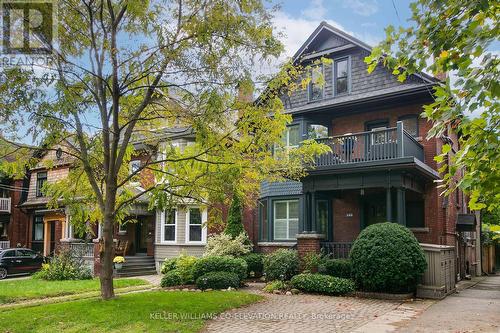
[292, 21, 372, 61]
[292, 21, 438, 84]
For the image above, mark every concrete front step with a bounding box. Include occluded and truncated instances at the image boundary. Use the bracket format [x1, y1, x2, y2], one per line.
[116, 270, 157, 277]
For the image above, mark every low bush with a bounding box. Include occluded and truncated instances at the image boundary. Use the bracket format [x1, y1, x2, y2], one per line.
[319, 259, 352, 279]
[301, 252, 323, 273]
[161, 270, 184, 287]
[195, 271, 240, 290]
[290, 273, 355, 296]
[350, 222, 427, 293]
[204, 233, 252, 257]
[193, 256, 247, 281]
[242, 253, 264, 277]
[262, 280, 289, 293]
[33, 249, 92, 281]
[262, 249, 299, 281]
[160, 253, 198, 284]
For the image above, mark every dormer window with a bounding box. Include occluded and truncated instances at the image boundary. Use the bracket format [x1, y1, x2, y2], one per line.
[334, 57, 350, 95]
[308, 66, 324, 101]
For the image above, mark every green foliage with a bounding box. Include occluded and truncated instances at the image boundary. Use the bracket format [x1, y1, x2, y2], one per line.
[350, 223, 427, 293]
[224, 194, 245, 238]
[33, 249, 92, 281]
[364, 0, 500, 211]
[290, 273, 355, 296]
[262, 280, 289, 293]
[241, 253, 264, 277]
[160, 253, 198, 284]
[482, 223, 500, 245]
[318, 259, 352, 279]
[301, 252, 323, 273]
[262, 249, 299, 281]
[195, 271, 240, 290]
[204, 233, 252, 257]
[160, 270, 184, 288]
[193, 256, 247, 281]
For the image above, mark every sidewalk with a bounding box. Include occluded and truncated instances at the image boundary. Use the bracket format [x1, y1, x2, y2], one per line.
[396, 274, 500, 332]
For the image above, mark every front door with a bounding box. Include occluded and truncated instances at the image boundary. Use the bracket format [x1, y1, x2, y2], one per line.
[362, 193, 387, 227]
[135, 220, 148, 253]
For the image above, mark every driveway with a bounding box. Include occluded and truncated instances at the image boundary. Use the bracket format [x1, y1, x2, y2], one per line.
[396, 274, 500, 332]
[203, 283, 402, 333]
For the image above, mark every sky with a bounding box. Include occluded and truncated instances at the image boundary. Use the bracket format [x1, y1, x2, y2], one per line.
[270, 0, 414, 58]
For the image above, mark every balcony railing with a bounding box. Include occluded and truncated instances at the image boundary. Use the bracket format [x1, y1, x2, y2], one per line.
[0, 241, 10, 249]
[314, 122, 424, 169]
[320, 242, 352, 259]
[0, 198, 11, 213]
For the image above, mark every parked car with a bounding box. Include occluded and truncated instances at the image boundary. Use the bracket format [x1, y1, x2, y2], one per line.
[0, 248, 44, 279]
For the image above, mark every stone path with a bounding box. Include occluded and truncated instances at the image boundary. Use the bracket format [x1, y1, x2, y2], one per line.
[203, 283, 402, 333]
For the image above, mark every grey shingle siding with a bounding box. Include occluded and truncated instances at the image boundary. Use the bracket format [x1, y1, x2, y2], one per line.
[282, 48, 430, 112]
[260, 180, 303, 198]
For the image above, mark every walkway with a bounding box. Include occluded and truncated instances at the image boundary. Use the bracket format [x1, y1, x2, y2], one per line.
[203, 283, 403, 333]
[396, 274, 500, 332]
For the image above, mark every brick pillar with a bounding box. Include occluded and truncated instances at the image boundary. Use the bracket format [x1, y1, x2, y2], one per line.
[296, 233, 324, 270]
[93, 239, 101, 277]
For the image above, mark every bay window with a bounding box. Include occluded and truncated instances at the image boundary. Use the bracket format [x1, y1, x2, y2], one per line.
[273, 200, 299, 240]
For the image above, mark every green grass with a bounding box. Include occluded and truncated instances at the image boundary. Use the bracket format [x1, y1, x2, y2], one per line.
[0, 291, 262, 332]
[0, 278, 148, 304]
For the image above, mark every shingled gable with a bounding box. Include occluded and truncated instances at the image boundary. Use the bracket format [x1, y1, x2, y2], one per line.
[292, 21, 371, 61]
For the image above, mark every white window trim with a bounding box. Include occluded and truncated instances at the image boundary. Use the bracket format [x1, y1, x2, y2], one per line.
[185, 207, 207, 244]
[273, 200, 299, 241]
[118, 222, 127, 235]
[160, 209, 177, 244]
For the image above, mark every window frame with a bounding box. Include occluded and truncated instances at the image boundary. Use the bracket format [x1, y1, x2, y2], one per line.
[274, 124, 301, 156]
[273, 199, 299, 241]
[33, 215, 44, 242]
[333, 56, 351, 96]
[398, 114, 419, 137]
[160, 209, 177, 244]
[36, 172, 47, 197]
[118, 222, 127, 235]
[308, 64, 324, 102]
[185, 207, 207, 244]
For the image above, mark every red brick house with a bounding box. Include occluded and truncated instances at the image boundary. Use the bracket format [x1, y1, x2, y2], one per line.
[0, 172, 30, 250]
[250, 22, 479, 280]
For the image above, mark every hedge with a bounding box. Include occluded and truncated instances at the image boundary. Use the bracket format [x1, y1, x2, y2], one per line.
[193, 256, 247, 281]
[290, 273, 355, 296]
[195, 271, 240, 290]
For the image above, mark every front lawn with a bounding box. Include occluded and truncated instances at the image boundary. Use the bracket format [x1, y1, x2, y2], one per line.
[0, 291, 262, 332]
[0, 278, 148, 304]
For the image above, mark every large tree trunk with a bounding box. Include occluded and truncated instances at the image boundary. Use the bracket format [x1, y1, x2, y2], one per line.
[100, 212, 115, 299]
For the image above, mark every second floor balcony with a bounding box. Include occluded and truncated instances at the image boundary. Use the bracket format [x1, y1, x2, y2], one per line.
[0, 198, 11, 213]
[311, 121, 425, 173]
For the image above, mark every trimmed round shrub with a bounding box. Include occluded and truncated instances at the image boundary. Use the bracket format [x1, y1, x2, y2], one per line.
[290, 273, 355, 296]
[319, 259, 352, 279]
[196, 271, 240, 290]
[161, 270, 183, 287]
[193, 256, 247, 281]
[350, 222, 427, 293]
[262, 249, 299, 281]
[242, 253, 264, 277]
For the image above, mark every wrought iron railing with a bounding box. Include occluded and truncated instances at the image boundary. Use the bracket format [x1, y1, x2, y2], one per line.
[320, 242, 352, 259]
[0, 240, 10, 249]
[0, 198, 11, 213]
